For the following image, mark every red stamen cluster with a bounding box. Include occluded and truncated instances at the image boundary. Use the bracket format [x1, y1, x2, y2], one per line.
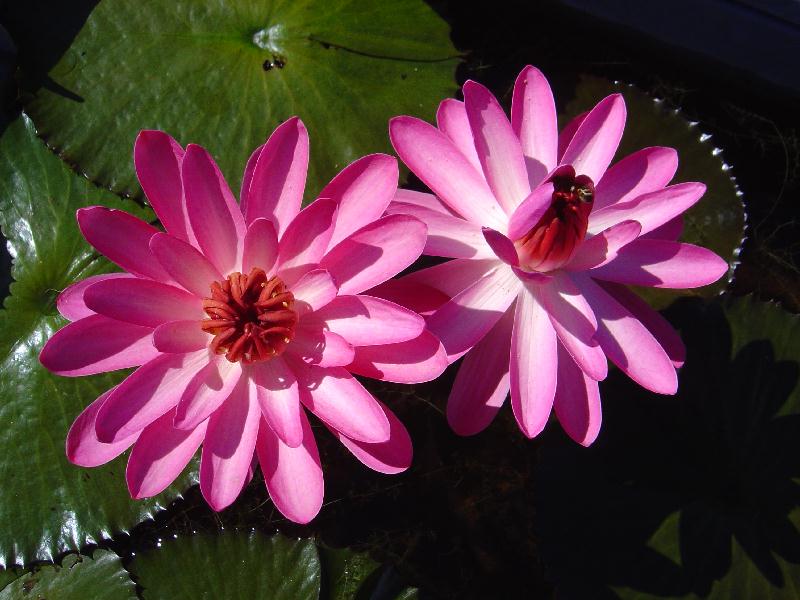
[201, 268, 297, 364]
[516, 172, 594, 272]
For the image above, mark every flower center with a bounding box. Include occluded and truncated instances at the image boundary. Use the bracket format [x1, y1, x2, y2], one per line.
[201, 268, 298, 364]
[515, 170, 594, 272]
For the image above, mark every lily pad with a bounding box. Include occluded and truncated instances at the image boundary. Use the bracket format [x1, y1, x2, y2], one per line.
[0, 550, 135, 600]
[564, 77, 745, 307]
[536, 295, 800, 599]
[0, 114, 194, 566]
[21, 0, 459, 201]
[319, 545, 418, 599]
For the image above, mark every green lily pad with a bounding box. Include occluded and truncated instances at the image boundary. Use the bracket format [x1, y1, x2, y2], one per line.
[0, 550, 135, 600]
[536, 295, 800, 599]
[319, 545, 418, 599]
[0, 568, 21, 592]
[0, 114, 195, 566]
[564, 77, 745, 307]
[21, 0, 459, 201]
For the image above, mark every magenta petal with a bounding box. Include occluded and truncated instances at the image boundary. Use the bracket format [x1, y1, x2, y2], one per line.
[389, 116, 507, 230]
[482, 227, 520, 266]
[252, 358, 303, 448]
[447, 307, 513, 436]
[553, 344, 602, 447]
[436, 99, 482, 172]
[643, 216, 683, 241]
[294, 364, 390, 443]
[392, 188, 457, 217]
[565, 220, 642, 271]
[290, 269, 338, 316]
[347, 330, 448, 383]
[507, 182, 556, 241]
[332, 401, 412, 474]
[126, 408, 207, 499]
[386, 201, 493, 259]
[150, 232, 222, 297]
[595, 146, 678, 210]
[153, 320, 208, 353]
[509, 287, 557, 438]
[575, 274, 677, 394]
[84, 277, 202, 327]
[39, 314, 158, 376]
[589, 239, 729, 288]
[561, 94, 626, 183]
[134, 131, 193, 244]
[588, 182, 706, 236]
[463, 79, 531, 213]
[182, 144, 247, 275]
[426, 265, 521, 361]
[511, 266, 553, 284]
[57, 273, 133, 322]
[77, 206, 169, 281]
[95, 350, 209, 443]
[322, 153, 399, 249]
[200, 376, 261, 511]
[242, 217, 279, 275]
[276, 198, 337, 287]
[320, 214, 426, 295]
[67, 388, 138, 467]
[286, 326, 355, 368]
[557, 111, 588, 161]
[242, 117, 309, 234]
[256, 414, 323, 524]
[239, 143, 264, 213]
[400, 257, 498, 298]
[173, 357, 242, 430]
[364, 278, 450, 319]
[511, 65, 558, 188]
[307, 294, 424, 346]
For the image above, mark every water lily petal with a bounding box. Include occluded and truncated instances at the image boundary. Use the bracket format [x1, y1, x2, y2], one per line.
[290, 268, 338, 316]
[565, 220, 642, 271]
[67, 388, 138, 467]
[276, 198, 337, 287]
[252, 357, 303, 448]
[511, 65, 558, 188]
[595, 146, 678, 210]
[153, 320, 209, 353]
[173, 357, 242, 430]
[347, 331, 448, 383]
[561, 94, 626, 183]
[150, 232, 223, 297]
[57, 273, 133, 322]
[553, 344, 602, 447]
[242, 217, 279, 275]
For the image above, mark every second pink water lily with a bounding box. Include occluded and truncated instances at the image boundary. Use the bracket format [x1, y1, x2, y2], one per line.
[386, 65, 728, 445]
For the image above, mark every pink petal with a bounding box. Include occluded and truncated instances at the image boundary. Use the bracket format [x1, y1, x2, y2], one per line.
[173, 357, 242, 430]
[252, 357, 303, 448]
[364, 278, 450, 318]
[590, 239, 729, 288]
[511, 65, 558, 188]
[321, 153, 399, 249]
[389, 116, 507, 229]
[331, 401, 412, 474]
[509, 287, 557, 438]
[241, 117, 308, 234]
[553, 344, 602, 446]
[239, 143, 264, 213]
[643, 216, 683, 241]
[599, 281, 685, 367]
[447, 307, 513, 435]
[595, 146, 678, 210]
[588, 182, 706, 236]
[507, 182, 556, 241]
[150, 232, 222, 297]
[294, 364, 390, 443]
[95, 350, 210, 443]
[290, 269, 338, 316]
[463, 79, 531, 213]
[57, 273, 133, 322]
[557, 111, 588, 161]
[347, 330, 448, 383]
[275, 198, 337, 287]
[393, 188, 457, 217]
[482, 227, 519, 266]
[426, 264, 520, 361]
[39, 314, 158, 376]
[400, 257, 499, 297]
[242, 217, 279, 275]
[200, 377, 261, 511]
[126, 408, 207, 498]
[511, 266, 553, 284]
[320, 214, 426, 295]
[77, 207, 169, 281]
[575, 274, 677, 394]
[153, 320, 208, 353]
[306, 294, 424, 346]
[134, 130, 193, 244]
[67, 388, 138, 467]
[256, 413, 323, 524]
[561, 94, 626, 183]
[285, 326, 355, 368]
[538, 273, 607, 381]
[182, 144, 247, 275]
[386, 201, 493, 259]
[565, 220, 642, 271]
[84, 277, 202, 327]
[436, 98, 482, 172]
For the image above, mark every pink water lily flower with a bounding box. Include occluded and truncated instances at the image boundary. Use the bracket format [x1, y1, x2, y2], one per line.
[385, 65, 728, 445]
[39, 118, 447, 523]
